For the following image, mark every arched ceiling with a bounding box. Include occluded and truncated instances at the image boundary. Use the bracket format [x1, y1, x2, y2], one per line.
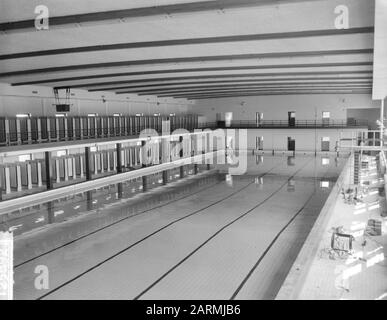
[0, 0, 375, 100]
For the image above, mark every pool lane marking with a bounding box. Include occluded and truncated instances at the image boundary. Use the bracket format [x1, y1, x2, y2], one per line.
[133, 157, 312, 300]
[230, 161, 332, 299]
[37, 160, 284, 299]
[15, 173, 221, 268]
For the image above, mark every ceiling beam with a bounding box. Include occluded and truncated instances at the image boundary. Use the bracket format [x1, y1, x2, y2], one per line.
[157, 85, 372, 97]
[51, 71, 372, 89]
[180, 89, 372, 99]
[4, 49, 373, 79]
[10, 61, 373, 86]
[93, 77, 373, 92]
[116, 81, 373, 94]
[0, 27, 373, 61]
[0, 0, 319, 32]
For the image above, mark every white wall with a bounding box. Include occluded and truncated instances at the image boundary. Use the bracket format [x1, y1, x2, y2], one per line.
[194, 94, 380, 122]
[0, 83, 195, 117]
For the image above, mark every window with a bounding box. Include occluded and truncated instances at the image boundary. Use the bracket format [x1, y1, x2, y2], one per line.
[322, 157, 330, 165]
[322, 112, 330, 119]
[320, 181, 330, 188]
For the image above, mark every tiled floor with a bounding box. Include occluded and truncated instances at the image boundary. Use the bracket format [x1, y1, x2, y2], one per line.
[295, 155, 387, 300]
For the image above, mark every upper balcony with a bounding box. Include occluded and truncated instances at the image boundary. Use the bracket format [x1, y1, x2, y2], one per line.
[215, 119, 370, 129]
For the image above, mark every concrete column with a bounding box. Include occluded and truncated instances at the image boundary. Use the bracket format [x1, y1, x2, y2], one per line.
[16, 165, 22, 191]
[27, 163, 32, 189]
[79, 119, 83, 139]
[47, 119, 51, 142]
[37, 162, 42, 187]
[27, 118, 32, 143]
[16, 119, 21, 145]
[94, 153, 98, 175]
[79, 155, 84, 178]
[72, 158, 77, 179]
[56, 118, 60, 140]
[72, 118, 76, 139]
[64, 117, 68, 140]
[45, 151, 53, 189]
[116, 143, 122, 173]
[113, 151, 117, 170]
[100, 153, 104, 174]
[4, 167, 11, 194]
[107, 150, 111, 172]
[37, 118, 42, 142]
[55, 159, 60, 183]
[64, 158, 69, 181]
[4, 119, 10, 146]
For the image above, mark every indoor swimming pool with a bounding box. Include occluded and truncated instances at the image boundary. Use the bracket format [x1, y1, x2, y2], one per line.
[6, 154, 347, 300]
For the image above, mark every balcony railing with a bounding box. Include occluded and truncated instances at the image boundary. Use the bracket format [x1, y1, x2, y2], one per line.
[216, 119, 369, 129]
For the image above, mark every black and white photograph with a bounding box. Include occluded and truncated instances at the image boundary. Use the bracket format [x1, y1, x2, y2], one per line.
[0, 0, 386, 309]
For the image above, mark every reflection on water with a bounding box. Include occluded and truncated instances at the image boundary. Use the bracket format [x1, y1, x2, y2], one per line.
[287, 156, 295, 166]
[1, 164, 212, 237]
[2, 155, 346, 240]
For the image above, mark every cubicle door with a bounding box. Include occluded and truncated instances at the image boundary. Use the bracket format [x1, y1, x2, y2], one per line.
[30, 117, 38, 142]
[67, 117, 74, 139]
[0, 117, 6, 145]
[49, 118, 57, 140]
[8, 118, 17, 143]
[82, 118, 88, 137]
[114, 117, 120, 136]
[73, 117, 81, 139]
[89, 117, 96, 138]
[40, 117, 48, 141]
[288, 112, 296, 127]
[96, 117, 102, 137]
[287, 137, 295, 151]
[57, 117, 66, 140]
[20, 118, 29, 143]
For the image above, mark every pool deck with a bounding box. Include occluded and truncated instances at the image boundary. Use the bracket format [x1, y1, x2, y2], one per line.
[277, 154, 387, 300]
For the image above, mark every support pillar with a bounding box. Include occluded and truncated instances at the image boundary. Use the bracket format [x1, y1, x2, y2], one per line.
[45, 151, 53, 190]
[116, 143, 122, 173]
[85, 147, 92, 181]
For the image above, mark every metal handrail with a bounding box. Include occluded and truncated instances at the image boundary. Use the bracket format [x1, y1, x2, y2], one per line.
[217, 119, 369, 128]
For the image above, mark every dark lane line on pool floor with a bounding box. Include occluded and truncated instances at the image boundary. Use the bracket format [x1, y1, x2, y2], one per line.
[38, 160, 285, 300]
[133, 158, 313, 300]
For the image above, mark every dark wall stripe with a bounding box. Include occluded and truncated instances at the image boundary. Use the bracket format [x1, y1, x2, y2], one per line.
[11, 61, 373, 86]
[5, 49, 373, 79]
[0, 27, 374, 60]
